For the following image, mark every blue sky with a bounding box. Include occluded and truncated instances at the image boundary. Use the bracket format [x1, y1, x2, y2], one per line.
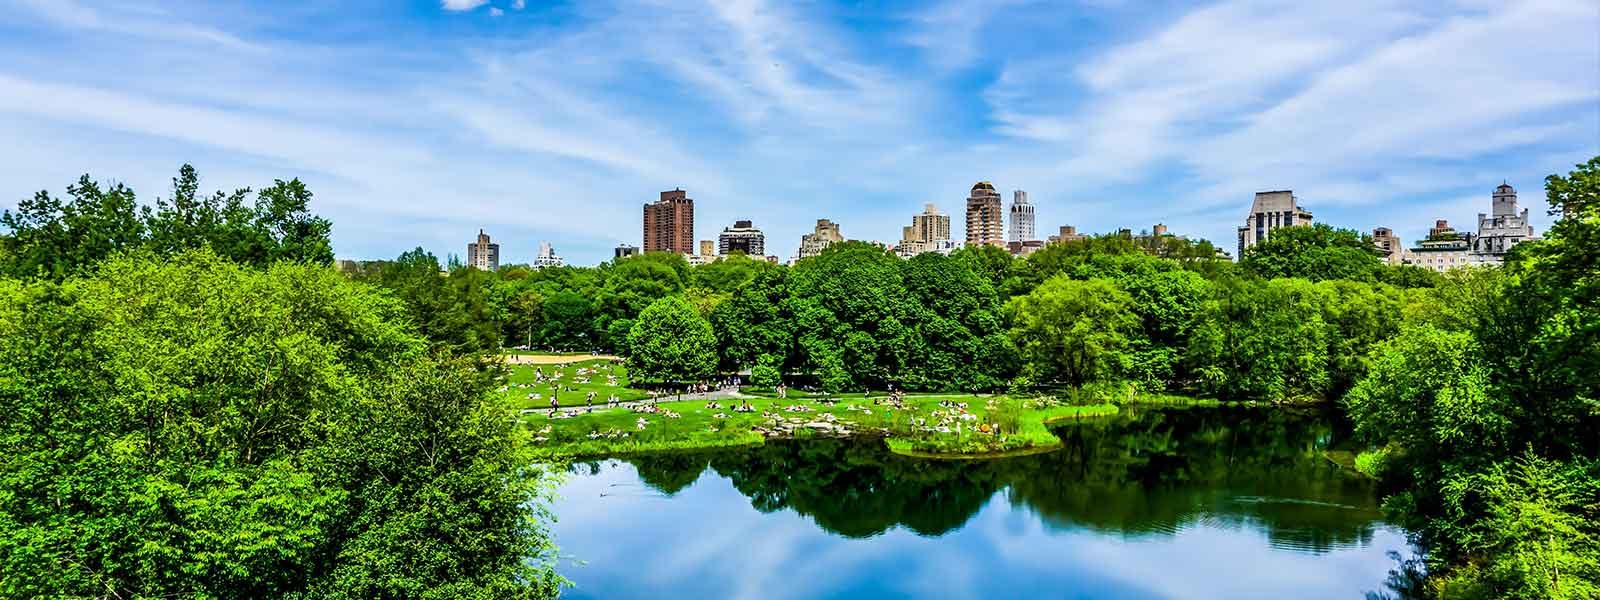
[1, 0, 1596, 265]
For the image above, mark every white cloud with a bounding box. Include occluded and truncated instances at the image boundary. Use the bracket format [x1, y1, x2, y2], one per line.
[440, 0, 489, 11]
[513, 0, 526, 9]
[489, 6, 504, 17]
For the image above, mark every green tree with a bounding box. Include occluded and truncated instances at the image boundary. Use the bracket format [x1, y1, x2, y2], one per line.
[626, 296, 717, 384]
[1187, 277, 1331, 400]
[1241, 224, 1384, 282]
[0, 175, 144, 279]
[1006, 276, 1139, 386]
[0, 250, 560, 599]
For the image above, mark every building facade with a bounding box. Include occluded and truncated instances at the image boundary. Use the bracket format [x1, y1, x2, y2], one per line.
[897, 203, 954, 257]
[965, 181, 1005, 248]
[643, 188, 695, 254]
[1048, 225, 1085, 245]
[466, 229, 499, 271]
[1406, 220, 1473, 272]
[795, 218, 844, 261]
[532, 241, 564, 269]
[1236, 190, 1314, 258]
[1471, 182, 1538, 263]
[718, 220, 766, 256]
[614, 244, 639, 259]
[1008, 190, 1036, 244]
[1372, 227, 1403, 265]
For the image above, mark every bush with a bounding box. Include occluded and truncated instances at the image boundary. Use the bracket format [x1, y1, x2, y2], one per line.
[1354, 447, 1391, 479]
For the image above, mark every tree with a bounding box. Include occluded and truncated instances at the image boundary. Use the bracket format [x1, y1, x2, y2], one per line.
[1, 165, 334, 279]
[0, 175, 144, 279]
[1240, 224, 1384, 282]
[1006, 276, 1139, 386]
[710, 268, 794, 373]
[626, 296, 717, 384]
[1187, 277, 1330, 401]
[787, 242, 918, 390]
[0, 250, 561, 599]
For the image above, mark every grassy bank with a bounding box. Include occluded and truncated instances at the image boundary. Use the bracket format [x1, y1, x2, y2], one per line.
[525, 391, 1120, 459]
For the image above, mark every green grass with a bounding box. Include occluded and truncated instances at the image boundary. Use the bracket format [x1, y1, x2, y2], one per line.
[500, 359, 652, 409]
[526, 392, 1120, 459]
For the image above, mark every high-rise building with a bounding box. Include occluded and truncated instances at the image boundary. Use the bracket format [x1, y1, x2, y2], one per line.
[467, 229, 499, 271]
[718, 220, 766, 256]
[643, 189, 695, 254]
[614, 244, 639, 259]
[532, 241, 564, 269]
[1471, 182, 1538, 263]
[1236, 190, 1314, 258]
[965, 181, 1005, 248]
[1372, 227, 1403, 265]
[796, 218, 844, 261]
[687, 240, 717, 266]
[1008, 190, 1035, 244]
[897, 203, 954, 257]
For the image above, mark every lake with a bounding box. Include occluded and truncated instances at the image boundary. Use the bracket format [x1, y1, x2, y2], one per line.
[550, 406, 1417, 599]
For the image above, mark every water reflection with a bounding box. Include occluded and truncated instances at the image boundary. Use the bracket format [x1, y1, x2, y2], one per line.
[553, 407, 1414, 599]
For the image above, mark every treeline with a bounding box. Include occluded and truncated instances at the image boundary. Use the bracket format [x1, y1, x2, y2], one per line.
[368, 219, 1437, 398]
[0, 164, 333, 278]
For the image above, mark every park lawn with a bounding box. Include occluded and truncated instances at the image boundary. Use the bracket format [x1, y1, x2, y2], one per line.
[525, 392, 1120, 459]
[500, 359, 651, 410]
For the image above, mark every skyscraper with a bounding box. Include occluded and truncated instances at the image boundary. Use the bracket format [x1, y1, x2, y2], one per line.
[614, 244, 639, 259]
[643, 189, 695, 254]
[965, 181, 1004, 248]
[718, 220, 766, 256]
[1008, 190, 1035, 243]
[1236, 190, 1314, 258]
[897, 203, 953, 257]
[467, 229, 499, 270]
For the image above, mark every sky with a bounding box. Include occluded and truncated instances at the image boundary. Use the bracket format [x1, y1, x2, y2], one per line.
[0, 0, 1596, 265]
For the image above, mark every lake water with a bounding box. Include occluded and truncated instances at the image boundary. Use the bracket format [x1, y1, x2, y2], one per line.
[550, 406, 1417, 599]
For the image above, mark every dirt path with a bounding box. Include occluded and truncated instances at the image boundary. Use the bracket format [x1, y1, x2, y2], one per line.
[503, 353, 621, 365]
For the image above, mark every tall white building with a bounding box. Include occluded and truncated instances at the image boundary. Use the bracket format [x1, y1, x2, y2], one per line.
[532, 241, 564, 269]
[1008, 190, 1036, 243]
[1236, 190, 1314, 258]
[467, 229, 500, 271]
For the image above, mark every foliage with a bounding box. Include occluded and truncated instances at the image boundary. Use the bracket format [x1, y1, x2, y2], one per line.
[1346, 157, 1600, 597]
[626, 295, 717, 384]
[1241, 223, 1385, 282]
[0, 250, 560, 599]
[1007, 276, 1139, 386]
[0, 164, 333, 279]
[1188, 277, 1331, 401]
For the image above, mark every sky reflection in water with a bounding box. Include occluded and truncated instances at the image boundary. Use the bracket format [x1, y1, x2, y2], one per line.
[550, 407, 1415, 599]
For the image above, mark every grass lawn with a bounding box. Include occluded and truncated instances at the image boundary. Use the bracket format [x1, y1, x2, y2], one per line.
[524, 391, 1120, 459]
[499, 359, 652, 410]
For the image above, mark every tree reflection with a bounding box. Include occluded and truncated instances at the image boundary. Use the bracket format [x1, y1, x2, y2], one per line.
[619, 407, 1388, 552]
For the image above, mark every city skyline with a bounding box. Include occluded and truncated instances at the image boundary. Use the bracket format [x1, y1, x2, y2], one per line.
[0, 1, 1594, 265]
